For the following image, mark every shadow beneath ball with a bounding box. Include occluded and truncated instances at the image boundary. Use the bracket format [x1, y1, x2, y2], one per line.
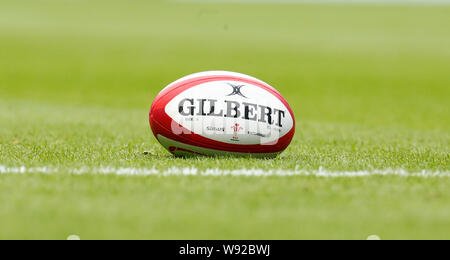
[171, 151, 280, 160]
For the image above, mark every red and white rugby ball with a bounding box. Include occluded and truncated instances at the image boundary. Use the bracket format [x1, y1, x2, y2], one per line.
[149, 71, 295, 157]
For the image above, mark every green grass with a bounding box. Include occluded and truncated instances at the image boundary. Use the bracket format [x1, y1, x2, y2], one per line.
[0, 0, 449, 239]
[1, 174, 449, 240]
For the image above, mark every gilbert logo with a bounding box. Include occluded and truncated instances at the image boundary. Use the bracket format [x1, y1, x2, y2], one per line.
[227, 83, 248, 98]
[231, 123, 243, 141]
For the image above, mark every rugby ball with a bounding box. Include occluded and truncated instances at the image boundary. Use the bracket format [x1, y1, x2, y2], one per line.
[149, 71, 295, 158]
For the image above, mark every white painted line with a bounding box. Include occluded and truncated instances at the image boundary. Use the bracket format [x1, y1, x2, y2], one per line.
[170, 0, 450, 5]
[0, 165, 448, 178]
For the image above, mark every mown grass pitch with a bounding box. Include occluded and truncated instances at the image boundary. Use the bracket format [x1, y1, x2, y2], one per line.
[0, 0, 449, 239]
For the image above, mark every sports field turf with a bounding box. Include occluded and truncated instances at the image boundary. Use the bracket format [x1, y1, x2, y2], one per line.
[0, 0, 449, 239]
